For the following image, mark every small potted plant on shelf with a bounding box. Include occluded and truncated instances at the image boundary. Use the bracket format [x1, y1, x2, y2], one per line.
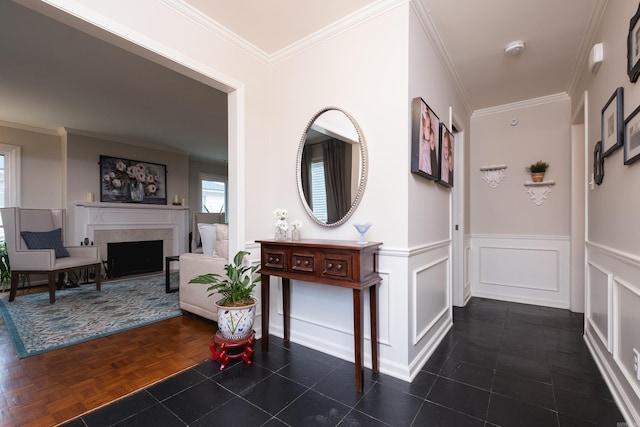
[189, 250, 260, 340]
[526, 160, 549, 183]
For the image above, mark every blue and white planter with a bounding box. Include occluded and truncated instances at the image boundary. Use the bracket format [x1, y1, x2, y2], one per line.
[215, 298, 257, 340]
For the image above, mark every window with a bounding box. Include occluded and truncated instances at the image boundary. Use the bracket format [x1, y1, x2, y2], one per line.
[200, 174, 226, 217]
[0, 144, 21, 241]
[310, 159, 328, 223]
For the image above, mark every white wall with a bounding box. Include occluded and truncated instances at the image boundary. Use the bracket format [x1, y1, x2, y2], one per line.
[266, 3, 413, 379]
[469, 97, 572, 308]
[0, 123, 62, 209]
[570, 1, 640, 424]
[406, 2, 471, 376]
[25, 0, 474, 384]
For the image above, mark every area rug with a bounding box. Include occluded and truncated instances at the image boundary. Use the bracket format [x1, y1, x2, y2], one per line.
[0, 273, 180, 358]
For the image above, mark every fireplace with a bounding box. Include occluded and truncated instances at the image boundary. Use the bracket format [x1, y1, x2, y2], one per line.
[107, 240, 163, 278]
[73, 202, 189, 277]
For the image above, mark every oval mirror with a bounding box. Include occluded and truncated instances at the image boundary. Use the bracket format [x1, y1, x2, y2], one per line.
[296, 107, 368, 227]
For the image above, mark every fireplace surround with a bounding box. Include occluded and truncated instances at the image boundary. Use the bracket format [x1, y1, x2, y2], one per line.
[73, 202, 189, 275]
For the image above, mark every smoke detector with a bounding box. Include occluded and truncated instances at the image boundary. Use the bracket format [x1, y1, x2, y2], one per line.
[505, 41, 525, 56]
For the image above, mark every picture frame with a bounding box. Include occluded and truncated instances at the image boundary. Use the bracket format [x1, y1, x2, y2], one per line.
[624, 104, 640, 165]
[628, 3, 640, 83]
[411, 97, 440, 181]
[601, 87, 624, 157]
[594, 141, 604, 185]
[437, 122, 454, 188]
[100, 155, 167, 204]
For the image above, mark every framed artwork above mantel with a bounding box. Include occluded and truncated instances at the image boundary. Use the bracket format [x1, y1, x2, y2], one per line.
[100, 155, 167, 205]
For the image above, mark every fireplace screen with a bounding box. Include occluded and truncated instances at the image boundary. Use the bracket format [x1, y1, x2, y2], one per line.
[107, 240, 163, 278]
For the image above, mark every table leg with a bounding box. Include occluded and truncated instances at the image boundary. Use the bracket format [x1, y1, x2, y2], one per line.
[370, 284, 379, 373]
[353, 288, 364, 393]
[261, 274, 270, 352]
[165, 258, 170, 293]
[282, 278, 290, 342]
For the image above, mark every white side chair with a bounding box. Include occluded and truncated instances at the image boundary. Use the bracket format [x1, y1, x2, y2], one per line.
[190, 212, 225, 254]
[0, 207, 102, 304]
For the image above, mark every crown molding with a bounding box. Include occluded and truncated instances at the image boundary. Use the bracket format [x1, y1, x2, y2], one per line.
[162, 0, 408, 66]
[410, 0, 472, 116]
[158, 0, 271, 65]
[270, 0, 407, 64]
[0, 119, 60, 136]
[566, 0, 609, 97]
[472, 92, 570, 118]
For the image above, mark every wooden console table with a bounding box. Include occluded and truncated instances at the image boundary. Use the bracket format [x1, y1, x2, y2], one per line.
[256, 238, 382, 392]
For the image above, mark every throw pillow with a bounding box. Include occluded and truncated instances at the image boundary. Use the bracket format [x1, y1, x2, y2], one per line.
[197, 223, 216, 256]
[20, 228, 70, 258]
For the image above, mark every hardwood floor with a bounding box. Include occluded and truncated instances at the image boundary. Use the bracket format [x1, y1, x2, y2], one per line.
[0, 286, 217, 427]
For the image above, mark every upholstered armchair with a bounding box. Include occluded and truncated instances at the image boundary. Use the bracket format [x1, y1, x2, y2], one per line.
[0, 207, 101, 304]
[190, 212, 225, 254]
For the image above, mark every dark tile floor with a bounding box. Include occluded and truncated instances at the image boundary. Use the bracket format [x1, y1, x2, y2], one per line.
[63, 298, 625, 426]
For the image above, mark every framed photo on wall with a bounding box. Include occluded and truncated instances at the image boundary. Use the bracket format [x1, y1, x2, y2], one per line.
[411, 97, 440, 181]
[601, 87, 624, 157]
[437, 122, 454, 188]
[624, 104, 640, 165]
[100, 155, 167, 204]
[628, 3, 640, 82]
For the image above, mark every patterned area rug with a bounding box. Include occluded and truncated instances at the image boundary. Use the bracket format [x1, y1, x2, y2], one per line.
[0, 273, 180, 358]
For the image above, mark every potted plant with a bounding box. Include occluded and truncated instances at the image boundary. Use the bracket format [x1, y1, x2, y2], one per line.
[526, 160, 549, 182]
[189, 250, 260, 340]
[0, 240, 10, 292]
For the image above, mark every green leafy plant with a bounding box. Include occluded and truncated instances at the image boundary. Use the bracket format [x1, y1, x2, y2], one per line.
[0, 240, 11, 291]
[526, 160, 549, 173]
[189, 250, 260, 307]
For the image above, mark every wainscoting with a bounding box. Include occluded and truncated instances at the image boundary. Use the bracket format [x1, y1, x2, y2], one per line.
[245, 240, 453, 383]
[470, 234, 570, 309]
[585, 241, 640, 424]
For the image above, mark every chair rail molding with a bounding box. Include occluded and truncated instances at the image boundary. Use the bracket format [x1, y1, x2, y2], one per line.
[479, 164, 507, 188]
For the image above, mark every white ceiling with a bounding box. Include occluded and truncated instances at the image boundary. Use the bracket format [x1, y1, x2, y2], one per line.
[0, 0, 606, 161]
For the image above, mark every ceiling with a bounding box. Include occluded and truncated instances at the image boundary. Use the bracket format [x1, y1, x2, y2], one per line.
[0, 0, 605, 161]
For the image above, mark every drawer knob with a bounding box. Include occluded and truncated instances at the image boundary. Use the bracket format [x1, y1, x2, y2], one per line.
[305, 260, 309, 266]
[327, 263, 333, 268]
[296, 260, 301, 265]
[337, 264, 342, 270]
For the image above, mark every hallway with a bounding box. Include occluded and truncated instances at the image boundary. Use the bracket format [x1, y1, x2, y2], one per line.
[63, 298, 624, 426]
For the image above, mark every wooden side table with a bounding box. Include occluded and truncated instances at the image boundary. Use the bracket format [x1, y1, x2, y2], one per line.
[210, 330, 256, 370]
[165, 255, 180, 293]
[256, 238, 382, 392]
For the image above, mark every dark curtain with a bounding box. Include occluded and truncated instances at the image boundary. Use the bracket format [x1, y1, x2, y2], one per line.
[301, 145, 312, 207]
[323, 139, 348, 223]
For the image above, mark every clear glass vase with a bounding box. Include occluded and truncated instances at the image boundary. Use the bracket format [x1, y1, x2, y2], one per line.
[275, 227, 287, 241]
[129, 181, 144, 202]
[291, 228, 300, 241]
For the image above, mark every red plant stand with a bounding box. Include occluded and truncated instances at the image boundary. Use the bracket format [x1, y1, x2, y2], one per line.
[210, 330, 256, 370]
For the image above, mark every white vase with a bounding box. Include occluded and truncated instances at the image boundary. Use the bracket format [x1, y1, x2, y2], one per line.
[215, 298, 257, 340]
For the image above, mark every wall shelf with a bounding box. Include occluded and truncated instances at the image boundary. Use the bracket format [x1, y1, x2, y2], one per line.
[480, 164, 508, 188]
[523, 180, 555, 206]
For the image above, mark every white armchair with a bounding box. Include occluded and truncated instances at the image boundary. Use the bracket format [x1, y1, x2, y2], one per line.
[191, 212, 225, 254]
[0, 207, 101, 304]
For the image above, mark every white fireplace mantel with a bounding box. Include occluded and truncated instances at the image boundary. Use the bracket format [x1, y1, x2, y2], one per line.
[73, 201, 189, 257]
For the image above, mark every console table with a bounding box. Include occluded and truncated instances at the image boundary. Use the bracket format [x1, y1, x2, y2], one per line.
[256, 238, 382, 392]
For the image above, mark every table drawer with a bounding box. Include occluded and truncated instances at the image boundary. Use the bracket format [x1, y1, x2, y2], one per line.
[320, 253, 351, 279]
[291, 252, 315, 274]
[263, 249, 286, 270]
